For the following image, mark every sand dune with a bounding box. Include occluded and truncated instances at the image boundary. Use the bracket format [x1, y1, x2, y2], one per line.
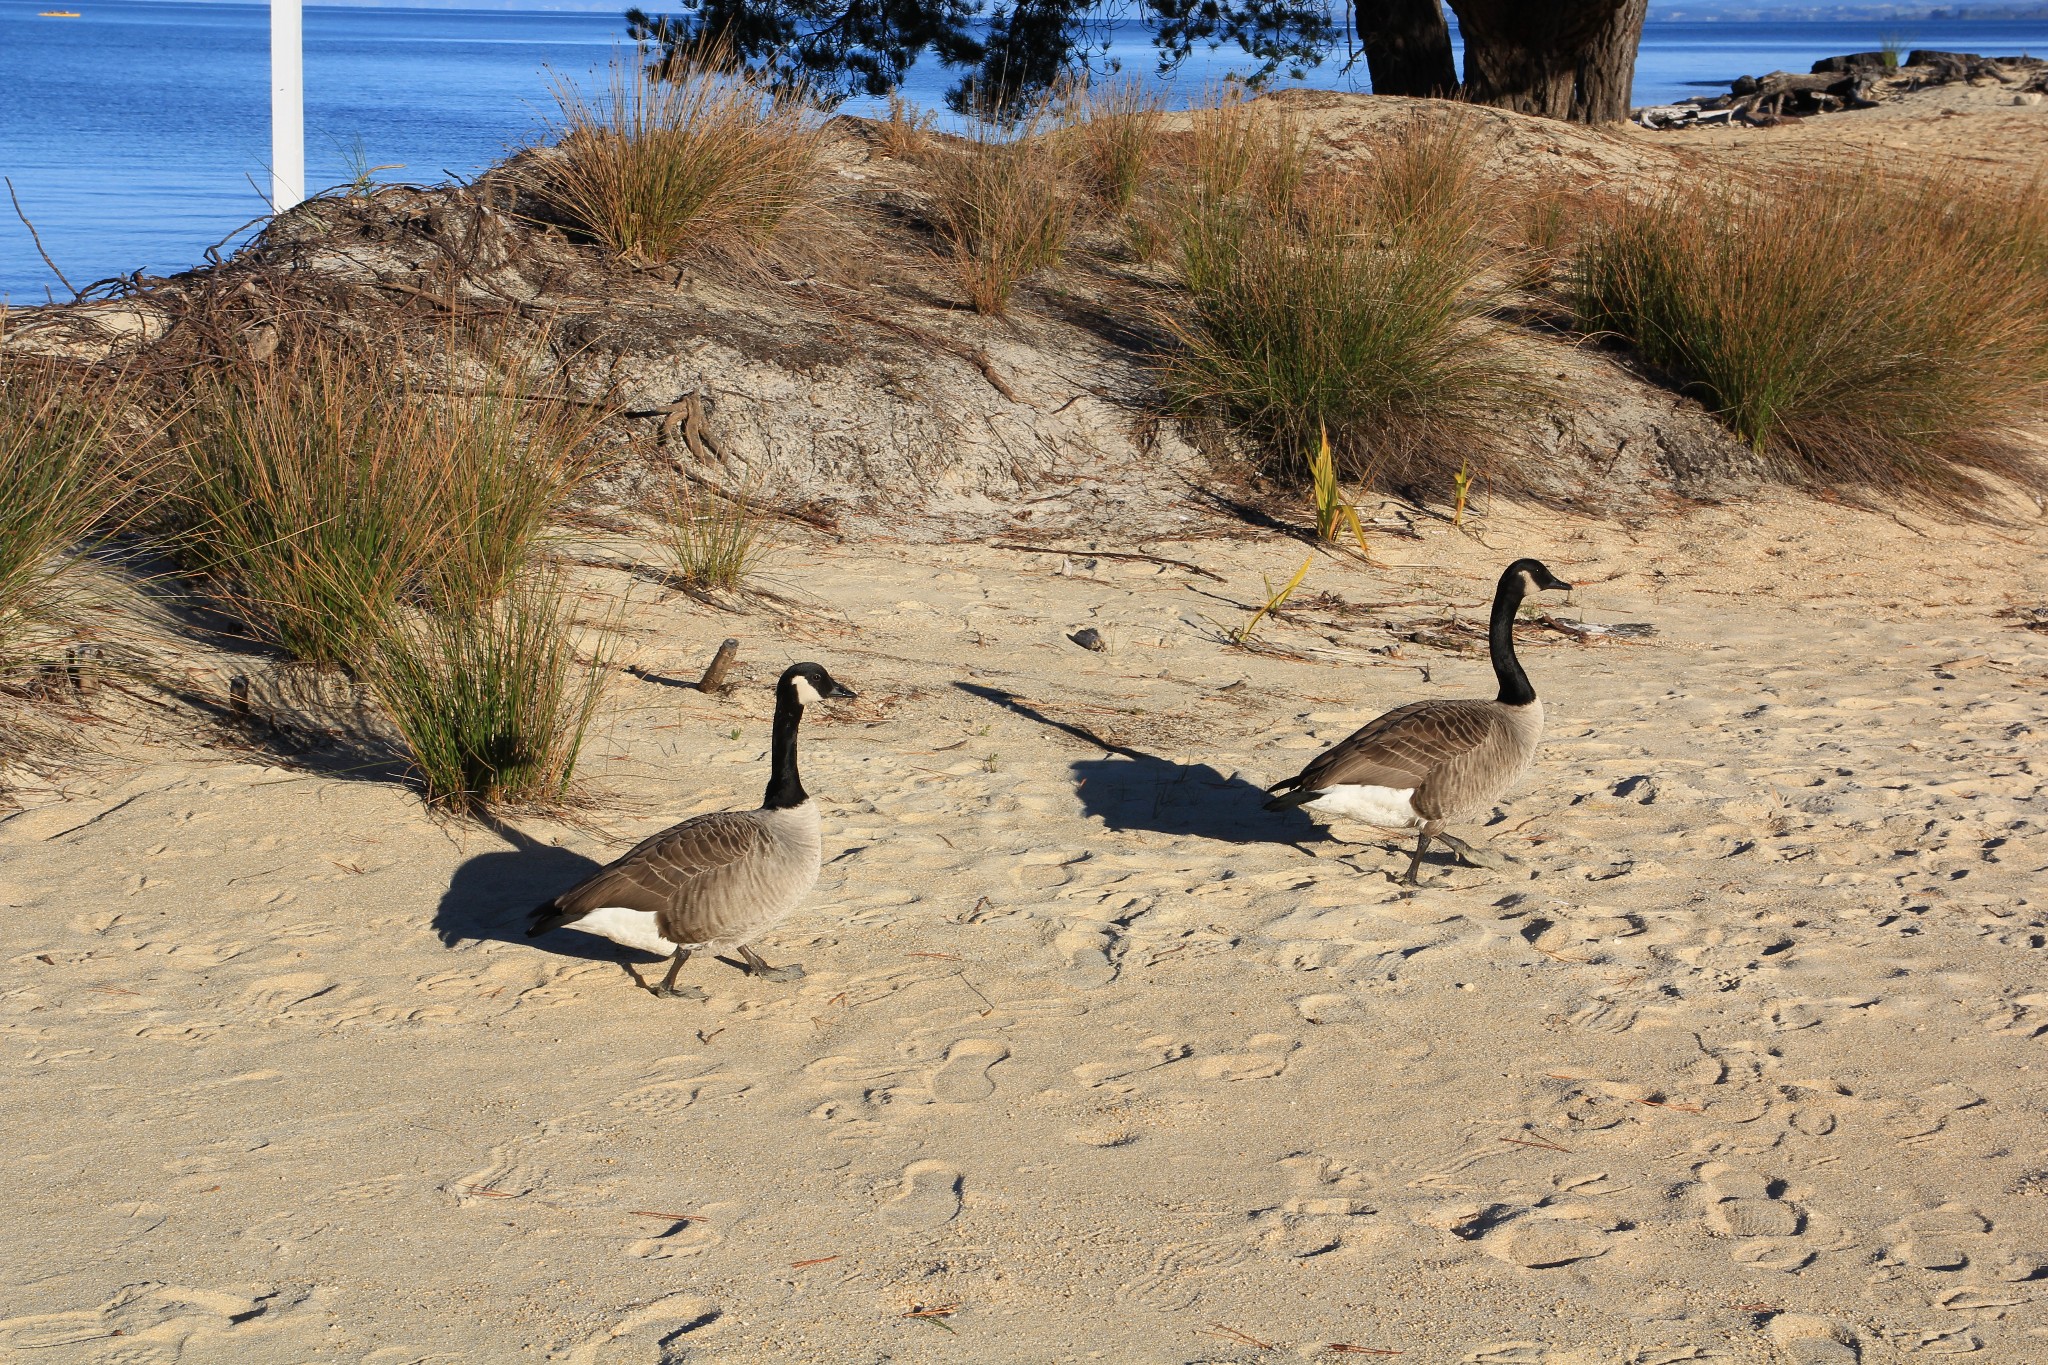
[5, 487, 2047, 1363]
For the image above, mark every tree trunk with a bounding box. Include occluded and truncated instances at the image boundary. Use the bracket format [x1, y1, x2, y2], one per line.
[1448, 0, 1631, 122]
[1570, 0, 1649, 123]
[1357, 0, 1458, 99]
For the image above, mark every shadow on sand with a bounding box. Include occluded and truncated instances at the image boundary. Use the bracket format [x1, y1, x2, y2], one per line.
[954, 681, 1329, 848]
[431, 816, 616, 959]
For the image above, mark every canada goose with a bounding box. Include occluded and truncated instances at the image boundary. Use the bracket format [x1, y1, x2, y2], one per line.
[1264, 558, 1571, 885]
[527, 661, 855, 997]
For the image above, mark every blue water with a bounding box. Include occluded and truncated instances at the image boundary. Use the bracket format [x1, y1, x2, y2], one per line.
[4, 3, 2047, 302]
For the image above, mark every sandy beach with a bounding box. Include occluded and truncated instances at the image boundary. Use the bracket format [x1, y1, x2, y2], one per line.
[5, 478, 2047, 1362]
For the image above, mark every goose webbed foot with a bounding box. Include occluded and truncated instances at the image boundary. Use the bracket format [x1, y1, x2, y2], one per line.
[1437, 832, 1505, 870]
[650, 948, 705, 1001]
[738, 945, 805, 983]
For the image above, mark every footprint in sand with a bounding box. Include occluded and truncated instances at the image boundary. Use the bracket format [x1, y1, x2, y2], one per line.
[231, 971, 339, 1019]
[449, 1140, 538, 1206]
[1429, 1200, 1627, 1270]
[611, 1075, 751, 1117]
[1114, 1234, 1255, 1312]
[559, 1292, 720, 1365]
[1698, 1164, 1812, 1270]
[626, 1202, 741, 1260]
[1053, 920, 1119, 987]
[929, 1039, 1008, 1104]
[1195, 1033, 1299, 1082]
[877, 1160, 962, 1234]
[1769, 1313, 1862, 1364]
[1072, 1035, 1190, 1089]
[0, 1283, 326, 1361]
[1013, 852, 1088, 890]
[1888, 1203, 1994, 1273]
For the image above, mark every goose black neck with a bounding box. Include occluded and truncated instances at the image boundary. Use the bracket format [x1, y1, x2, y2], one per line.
[762, 684, 809, 810]
[1489, 568, 1536, 707]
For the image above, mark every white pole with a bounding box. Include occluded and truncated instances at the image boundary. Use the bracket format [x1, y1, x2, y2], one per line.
[270, 0, 304, 211]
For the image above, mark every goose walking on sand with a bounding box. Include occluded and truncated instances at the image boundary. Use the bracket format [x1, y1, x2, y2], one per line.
[528, 662, 855, 997]
[1264, 558, 1572, 885]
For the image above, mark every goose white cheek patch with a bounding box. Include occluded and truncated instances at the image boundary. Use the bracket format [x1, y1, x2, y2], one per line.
[792, 676, 824, 705]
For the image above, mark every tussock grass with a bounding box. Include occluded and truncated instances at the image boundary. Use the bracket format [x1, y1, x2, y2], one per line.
[365, 578, 608, 814]
[426, 348, 601, 613]
[1365, 117, 1480, 232]
[1185, 93, 1303, 217]
[1508, 181, 1597, 291]
[875, 92, 935, 161]
[1, 363, 145, 773]
[1, 364, 132, 672]
[654, 481, 769, 590]
[1062, 78, 1166, 211]
[538, 46, 826, 264]
[1165, 110, 1519, 487]
[928, 109, 1077, 315]
[1575, 170, 2048, 504]
[176, 337, 597, 666]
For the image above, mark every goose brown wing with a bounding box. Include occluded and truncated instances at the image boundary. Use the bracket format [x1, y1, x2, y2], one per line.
[1289, 700, 1501, 793]
[552, 810, 770, 921]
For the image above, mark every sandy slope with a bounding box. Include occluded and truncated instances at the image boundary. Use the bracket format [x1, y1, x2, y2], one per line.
[4, 484, 2047, 1364]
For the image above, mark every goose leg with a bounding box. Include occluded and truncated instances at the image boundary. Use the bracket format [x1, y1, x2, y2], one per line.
[1401, 830, 1435, 886]
[738, 944, 805, 983]
[652, 948, 706, 1001]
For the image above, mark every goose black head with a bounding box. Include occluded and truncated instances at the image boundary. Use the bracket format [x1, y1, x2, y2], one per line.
[780, 661, 857, 707]
[1503, 558, 1572, 598]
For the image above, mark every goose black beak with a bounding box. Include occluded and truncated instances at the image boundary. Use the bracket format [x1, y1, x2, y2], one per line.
[826, 681, 857, 700]
[1539, 572, 1572, 592]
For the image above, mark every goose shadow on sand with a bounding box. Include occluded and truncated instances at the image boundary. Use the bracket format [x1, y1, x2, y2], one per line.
[432, 816, 618, 961]
[954, 682, 1328, 847]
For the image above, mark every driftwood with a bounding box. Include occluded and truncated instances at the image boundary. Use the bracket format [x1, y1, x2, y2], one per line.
[989, 542, 1227, 582]
[1637, 50, 2047, 129]
[659, 391, 725, 465]
[1726, 69, 1880, 123]
[696, 638, 739, 694]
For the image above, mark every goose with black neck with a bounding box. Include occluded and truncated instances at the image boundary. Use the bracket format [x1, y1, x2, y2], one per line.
[1264, 558, 1573, 885]
[528, 662, 856, 997]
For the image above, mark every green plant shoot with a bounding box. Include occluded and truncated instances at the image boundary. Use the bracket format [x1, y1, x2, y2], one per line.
[1309, 425, 1370, 553]
[1235, 556, 1312, 645]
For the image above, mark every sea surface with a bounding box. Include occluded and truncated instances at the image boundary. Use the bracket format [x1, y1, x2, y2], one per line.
[4, 2, 2047, 302]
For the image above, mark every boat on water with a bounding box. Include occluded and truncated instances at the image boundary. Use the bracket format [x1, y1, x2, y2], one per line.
[39, 9, 83, 14]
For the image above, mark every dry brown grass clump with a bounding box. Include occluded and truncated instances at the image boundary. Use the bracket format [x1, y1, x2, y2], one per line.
[654, 480, 771, 591]
[172, 332, 611, 813]
[1184, 91, 1305, 214]
[1576, 170, 2048, 504]
[538, 47, 827, 264]
[1, 364, 130, 667]
[175, 337, 598, 667]
[1165, 107, 1523, 488]
[928, 110, 1077, 315]
[874, 92, 935, 161]
[1, 361, 147, 779]
[363, 574, 609, 814]
[1062, 78, 1166, 212]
